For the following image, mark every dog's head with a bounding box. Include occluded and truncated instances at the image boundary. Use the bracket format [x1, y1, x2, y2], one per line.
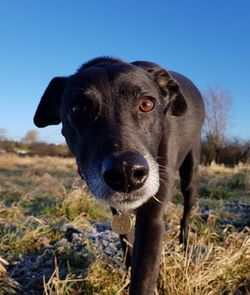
[34, 57, 187, 210]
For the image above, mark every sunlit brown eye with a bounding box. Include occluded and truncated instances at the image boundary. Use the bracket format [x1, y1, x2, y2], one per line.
[139, 97, 155, 112]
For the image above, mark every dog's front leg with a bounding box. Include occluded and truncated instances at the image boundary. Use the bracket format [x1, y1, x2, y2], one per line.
[129, 198, 165, 295]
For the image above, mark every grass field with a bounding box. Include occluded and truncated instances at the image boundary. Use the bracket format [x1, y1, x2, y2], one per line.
[0, 154, 249, 295]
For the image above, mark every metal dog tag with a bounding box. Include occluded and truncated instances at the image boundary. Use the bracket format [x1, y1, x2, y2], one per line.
[111, 213, 132, 235]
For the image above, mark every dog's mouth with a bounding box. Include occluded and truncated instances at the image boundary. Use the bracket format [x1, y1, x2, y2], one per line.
[107, 192, 152, 211]
[77, 152, 160, 210]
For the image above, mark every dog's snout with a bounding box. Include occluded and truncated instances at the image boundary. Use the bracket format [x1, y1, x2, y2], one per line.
[102, 152, 149, 193]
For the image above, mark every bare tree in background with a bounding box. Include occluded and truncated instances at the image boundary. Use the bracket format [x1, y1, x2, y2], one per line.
[23, 130, 39, 144]
[203, 85, 233, 163]
[0, 128, 8, 140]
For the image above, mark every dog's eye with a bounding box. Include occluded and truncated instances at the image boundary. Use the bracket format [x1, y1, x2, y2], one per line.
[71, 104, 86, 115]
[139, 97, 155, 112]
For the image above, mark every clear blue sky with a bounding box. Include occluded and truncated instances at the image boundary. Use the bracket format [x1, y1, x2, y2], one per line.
[0, 0, 249, 143]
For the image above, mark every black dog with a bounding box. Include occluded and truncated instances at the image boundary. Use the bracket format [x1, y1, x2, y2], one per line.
[34, 57, 205, 295]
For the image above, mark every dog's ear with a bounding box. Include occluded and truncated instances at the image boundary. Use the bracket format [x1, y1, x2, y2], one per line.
[34, 77, 67, 127]
[132, 61, 187, 116]
[152, 69, 187, 116]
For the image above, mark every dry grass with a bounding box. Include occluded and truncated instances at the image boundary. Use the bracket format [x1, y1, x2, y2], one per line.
[0, 153, 74, 171]
[200, 161, 250, 192]
[159, 234, 250, 295]
[0, 154, 250, 294]
[200, 160, 249, 174]
[159, 202, 250, 295]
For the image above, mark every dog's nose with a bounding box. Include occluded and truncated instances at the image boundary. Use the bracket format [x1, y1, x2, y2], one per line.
[102, 152, 149, 193]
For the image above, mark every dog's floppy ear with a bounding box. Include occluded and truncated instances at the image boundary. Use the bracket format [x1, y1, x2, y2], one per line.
[152, 69, 187, 116]
[34, 77, 67, 127]
[132, 61, 187, 116]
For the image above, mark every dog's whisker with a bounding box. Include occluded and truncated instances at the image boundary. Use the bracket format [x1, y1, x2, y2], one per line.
[152, 195, 164, 204]
[159, 177, 173, 194]
[157, 156, 168, 160]
[158, 167, 168, 173]
[158, 164, 168, 169]
[158, 172, 168, 177]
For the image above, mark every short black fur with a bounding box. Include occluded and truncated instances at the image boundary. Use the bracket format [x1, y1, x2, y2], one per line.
[34, 57, 205, 295]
